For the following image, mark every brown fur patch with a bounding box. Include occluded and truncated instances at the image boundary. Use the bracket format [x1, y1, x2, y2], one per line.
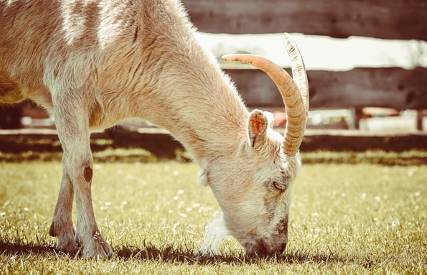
[84, 166, 93, 182]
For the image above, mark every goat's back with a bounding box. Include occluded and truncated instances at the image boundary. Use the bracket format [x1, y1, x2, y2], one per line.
[0, 0, 190, 108]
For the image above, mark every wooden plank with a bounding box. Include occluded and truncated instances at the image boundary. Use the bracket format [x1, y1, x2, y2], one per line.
[1, 129, 427, 157]
[2, 67, 426, 122]
[183, 0, 427, 40]
[0, 128, 111, 154]
[225, 67, 427, 110]
[3, 67, 426, 126]
[302, 130, 427, 152]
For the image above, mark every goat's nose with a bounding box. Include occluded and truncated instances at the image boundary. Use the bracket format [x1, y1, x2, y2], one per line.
[257, 239, 270, 256]
[247, 239, 269, 257]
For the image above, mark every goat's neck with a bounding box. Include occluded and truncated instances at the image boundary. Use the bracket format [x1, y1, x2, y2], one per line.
[132, 19, 250, 163]
[140, 61, 249, 163]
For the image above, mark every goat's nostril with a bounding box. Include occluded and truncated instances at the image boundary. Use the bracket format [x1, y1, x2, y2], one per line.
[247, 239, 288, 257]
[258, 240, 269, 256]
[253, 239, 272, 257]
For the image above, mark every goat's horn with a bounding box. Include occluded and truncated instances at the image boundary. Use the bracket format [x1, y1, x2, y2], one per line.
[222, 33, 308, 156]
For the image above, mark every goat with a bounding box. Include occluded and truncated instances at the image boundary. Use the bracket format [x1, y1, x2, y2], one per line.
[0, 0, 308, 258]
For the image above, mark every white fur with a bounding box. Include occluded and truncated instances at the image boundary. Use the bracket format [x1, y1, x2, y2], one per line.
[199, 212, 229, 255]
[0, 0, 305, 257]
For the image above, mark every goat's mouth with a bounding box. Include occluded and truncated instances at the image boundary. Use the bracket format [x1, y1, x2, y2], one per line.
[244, 239, 287, 257]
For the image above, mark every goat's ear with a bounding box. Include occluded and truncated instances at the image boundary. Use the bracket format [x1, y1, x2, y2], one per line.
[247, 109, 270, 148]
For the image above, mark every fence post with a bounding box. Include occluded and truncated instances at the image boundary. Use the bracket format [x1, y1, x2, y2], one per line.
[353, 108, 363, 130]
[417, 110, 424, 131]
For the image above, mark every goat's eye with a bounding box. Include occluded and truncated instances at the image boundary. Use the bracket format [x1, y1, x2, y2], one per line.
[272, 181, 286, 192]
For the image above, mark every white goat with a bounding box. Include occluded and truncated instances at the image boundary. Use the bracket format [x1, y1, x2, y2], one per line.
[0, 0, 308, 258]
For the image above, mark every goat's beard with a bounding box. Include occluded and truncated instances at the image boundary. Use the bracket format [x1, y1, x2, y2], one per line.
[199, 212, 229, 255]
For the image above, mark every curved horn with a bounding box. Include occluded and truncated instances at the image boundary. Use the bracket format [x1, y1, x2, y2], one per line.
[283, 33, 309, 113]
[222, 33, 309, 156]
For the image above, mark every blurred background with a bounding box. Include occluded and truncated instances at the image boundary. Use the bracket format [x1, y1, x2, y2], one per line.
[1, 0, 426, 157]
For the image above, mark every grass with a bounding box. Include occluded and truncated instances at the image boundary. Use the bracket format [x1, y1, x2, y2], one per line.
[0, 152, 426, 274]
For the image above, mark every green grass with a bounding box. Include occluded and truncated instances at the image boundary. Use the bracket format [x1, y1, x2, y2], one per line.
[0, 154, 426, 274]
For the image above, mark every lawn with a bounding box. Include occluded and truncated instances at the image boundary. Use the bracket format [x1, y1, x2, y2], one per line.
[0, 152, 426, 274]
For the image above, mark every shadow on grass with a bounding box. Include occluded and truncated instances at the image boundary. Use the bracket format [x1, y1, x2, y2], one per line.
[0, 241, 56, 256]
[115, 245, 357, 265]
[0, 240, 374, 267]
[302, 155, 427, 166]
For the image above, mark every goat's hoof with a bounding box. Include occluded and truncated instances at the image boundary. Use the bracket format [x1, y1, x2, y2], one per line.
[56, 236, 79, 255]
[50, 222, 79, 254]
[81, 233, 113, 259]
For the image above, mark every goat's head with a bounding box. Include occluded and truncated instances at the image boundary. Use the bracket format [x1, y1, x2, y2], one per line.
[201, 34, 309, 256]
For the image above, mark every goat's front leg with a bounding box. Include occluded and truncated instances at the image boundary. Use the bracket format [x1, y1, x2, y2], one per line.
[54, 102, 112, 258]
[49, 165, 78, 253]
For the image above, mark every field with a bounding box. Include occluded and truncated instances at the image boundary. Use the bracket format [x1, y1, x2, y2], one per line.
[0, 151, 426, 274]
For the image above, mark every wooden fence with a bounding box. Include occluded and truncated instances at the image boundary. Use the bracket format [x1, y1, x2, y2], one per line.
[183, 0, 427, 130]
[1, 0, 426, 130]
[183, 0, 427, 40]
[226, 68, 427, 110]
